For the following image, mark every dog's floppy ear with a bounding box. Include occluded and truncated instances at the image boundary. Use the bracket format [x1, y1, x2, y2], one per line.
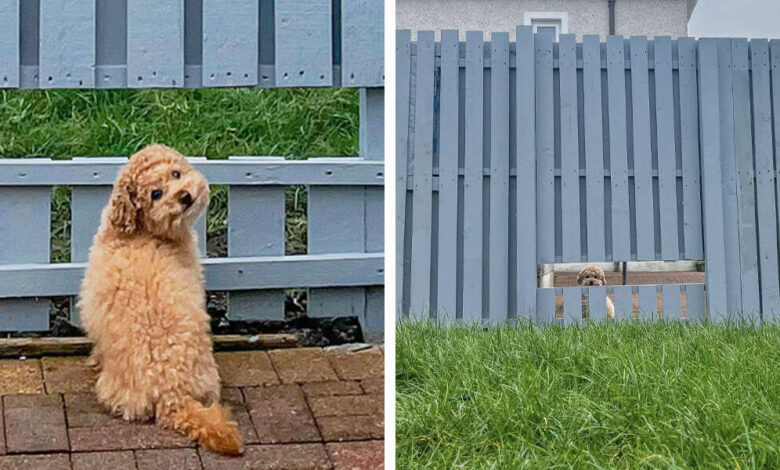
[108, 168, 140, 234]
[599, 269, 607, 285]
[576, 269, 585, 286]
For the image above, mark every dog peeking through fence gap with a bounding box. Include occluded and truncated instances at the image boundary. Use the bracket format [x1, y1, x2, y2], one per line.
[78, 144, 244, 455]
[577, 266, 615, 319]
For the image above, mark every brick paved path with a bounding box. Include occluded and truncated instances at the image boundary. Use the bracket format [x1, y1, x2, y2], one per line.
[0, 346, 384, 469]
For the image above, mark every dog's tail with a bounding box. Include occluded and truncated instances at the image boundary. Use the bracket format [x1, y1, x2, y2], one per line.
[159, 395, 244, 455]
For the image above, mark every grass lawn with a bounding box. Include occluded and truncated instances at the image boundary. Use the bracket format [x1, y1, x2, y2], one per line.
[397, 321, 780, 468]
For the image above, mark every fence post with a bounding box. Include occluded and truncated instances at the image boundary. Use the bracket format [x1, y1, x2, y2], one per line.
[396, 30, 411, 316]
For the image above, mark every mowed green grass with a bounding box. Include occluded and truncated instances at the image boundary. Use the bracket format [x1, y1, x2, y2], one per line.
[397, 321, 780, 469]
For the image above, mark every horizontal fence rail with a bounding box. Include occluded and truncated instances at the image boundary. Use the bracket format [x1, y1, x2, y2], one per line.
[398, 28, 780, 324]
[0, 0, 384, 89]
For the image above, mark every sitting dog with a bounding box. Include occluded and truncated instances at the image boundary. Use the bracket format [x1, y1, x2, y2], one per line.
[577, 266, 615, 319]
[78, 144, 243, 455]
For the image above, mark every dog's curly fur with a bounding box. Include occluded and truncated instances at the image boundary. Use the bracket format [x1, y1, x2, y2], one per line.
[577, 266, 615, 319]
[78, 144, 243, 455]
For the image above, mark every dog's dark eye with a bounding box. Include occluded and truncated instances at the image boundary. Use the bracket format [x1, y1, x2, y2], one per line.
[151, 189, 163, 200]
[172, 170, 181, 179]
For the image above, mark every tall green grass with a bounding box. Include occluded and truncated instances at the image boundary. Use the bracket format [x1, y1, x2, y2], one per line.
[397, 321, 780, 468]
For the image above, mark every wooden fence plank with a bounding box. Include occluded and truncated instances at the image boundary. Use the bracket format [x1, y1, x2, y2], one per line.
[396, 30, 412, 312]
[587, 286, 607, 320]
[408, 31, 434, 319]
[0, 187, 50, 331]
[749, 39, 780, 320]
[202, 0, 259, 87]
[228, 158, 285, 321]
[488, 32, 509, 323]
[562, 287, 582, 326]
[716, 39, 743, 316]
[653, 37, 679, 260]
[629, 37, 655, 260]
[613, 285, 633, 320]
[638, 285, 657, 320]
[127, 0, 184, 87]
[770, 39, 780, 323]
[583, 35, 605, 262]
[340, 0, 384, 87]
[729, 39, 760, 318]
[436, 30, 459, 323]
[535, 288, 555, 324]
[516, 26, 536, 320]
[0, 0, 19, 87]
[697, 39, 729, 320]
[606, 36, 631, 262]
[559, 34, 580, 263]
[39, 0, 95, 88]
[535, 32, 555, 264]
[662, 284, 681, 320]
[685, 284, 705, 321]
[274, 0, 332, 86]
[678, 37, 703, 260]
[462, 31, 484, 322]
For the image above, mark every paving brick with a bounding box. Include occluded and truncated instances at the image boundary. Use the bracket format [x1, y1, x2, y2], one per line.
[71, 451, 136, 470]
[269, 348, 339, 384]
[317, 415, 384, 442]
[216, 351, 279, 387]
[65, 393, 120, 428]
[136, 448, 202, 470]
[222, 387, 259, 444]
[42, 356, 97, 394]
[244, 385, 321, 444]
[327, 349, 383, 381]
[0, 359, 43, 395]
[0, 453, 70, 470]
[200, 444, 332, 470]
[327, 441, 384, 470]
[308, 395, 383, 418]
[3, 394, 68, 453]
[301, 381, 362, 398]
[359, 379, 383, 395]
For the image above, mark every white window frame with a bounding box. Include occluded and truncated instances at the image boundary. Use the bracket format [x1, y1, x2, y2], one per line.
[523, 12, 569, 40]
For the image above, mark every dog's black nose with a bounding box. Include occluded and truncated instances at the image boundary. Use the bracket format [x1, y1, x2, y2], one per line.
[588, 280, 593, 285]
[180, 191, 193, 207]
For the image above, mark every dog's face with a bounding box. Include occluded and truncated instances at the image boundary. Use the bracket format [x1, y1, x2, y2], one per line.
[108, 144, 209, 238]
[577, 266, 607, 287]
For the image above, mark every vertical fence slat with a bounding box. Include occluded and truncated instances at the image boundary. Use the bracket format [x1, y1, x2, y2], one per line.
[462, 31, 484, 322]
[662, 284, 681, 320]
[588, 286, 607, 320]
[559, 34, 580, 263]
[127, 0, 184, 87]
[730, 39, 760, 318]
[583, 35, 605, 262]
[436, 30, 459, 323]
[488, 32, 509, 323]
[638, 285, 657, 320]
[274, 0, 332, 87]
[698, 39, 729, 320]
[629, 37, 654, 260]
[607, 36, 631, 262]
[685, 284, 705, 321]
[771, 39, 780, 323]
[749, 39, 779, 320]
[39, 0, 95, 88]
[396, 30, 411, 313]
[0, 0, 19, 87]
[678, 37, 703, 260]
[535, 32, 555, 264]
[516, 26, 536, 320]
[227, 158, 285, 320]
[408, 31, 434, 319]
[340, 0, 384, 87]
[0, 186, 50, 331]
[562, 287, 582, 326]
[716, 39, 743, 317]
[654, 37, 679, 260]
[613, 285, 633, 320]
[202, 0, 259, 87]
[536, 288, 555, 324]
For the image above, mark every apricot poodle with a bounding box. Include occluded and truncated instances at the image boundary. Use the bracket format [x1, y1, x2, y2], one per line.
[577, 265, 615, 319]
[78, 144, 243, 455]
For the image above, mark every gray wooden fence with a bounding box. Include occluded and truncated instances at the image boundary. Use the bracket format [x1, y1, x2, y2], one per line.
[0, 0, 384, 334]
[397, 27, 780, 324]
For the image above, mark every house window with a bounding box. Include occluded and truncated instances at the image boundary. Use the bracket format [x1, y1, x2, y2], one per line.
[523, 12, 569, 40]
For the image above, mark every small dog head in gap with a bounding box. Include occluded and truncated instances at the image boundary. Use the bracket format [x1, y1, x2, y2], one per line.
[108, 144, 209, 239]
[577, 265, 607, 287]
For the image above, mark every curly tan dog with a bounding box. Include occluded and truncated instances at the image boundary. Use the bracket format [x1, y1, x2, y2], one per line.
[78, 144, 243, 455]
[577, 266, 615, 319]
